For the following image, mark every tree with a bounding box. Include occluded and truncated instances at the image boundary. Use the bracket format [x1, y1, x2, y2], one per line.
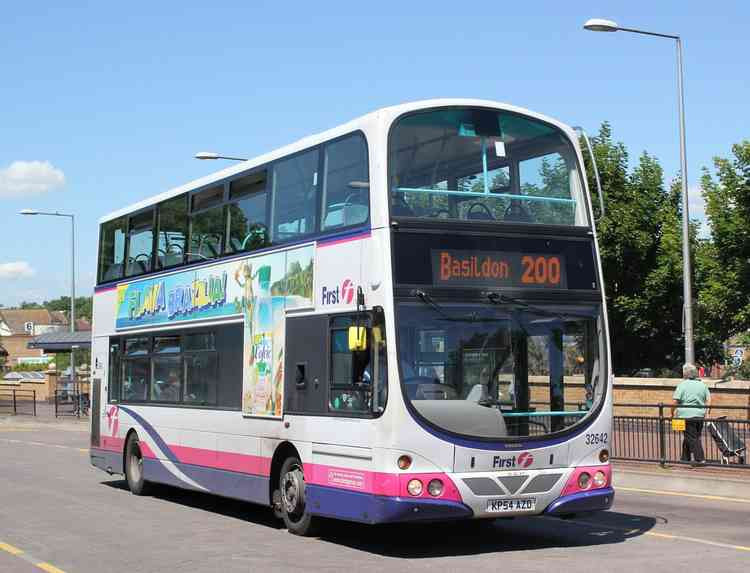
[698, 141, 750, 358]
[8, 296, 93, 322]
[43, 296, 93, 321]
[580, 124, 700, 374]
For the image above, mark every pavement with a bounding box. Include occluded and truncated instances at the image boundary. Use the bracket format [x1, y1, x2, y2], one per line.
[614, 460, 750, 499]
[1, 416, 749, 572]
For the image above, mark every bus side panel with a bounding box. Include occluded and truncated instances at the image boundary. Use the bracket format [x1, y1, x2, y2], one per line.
[90, 334, 124, 474]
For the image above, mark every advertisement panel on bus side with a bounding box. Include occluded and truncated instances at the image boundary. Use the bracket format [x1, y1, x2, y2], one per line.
[113, 245, 315, 418]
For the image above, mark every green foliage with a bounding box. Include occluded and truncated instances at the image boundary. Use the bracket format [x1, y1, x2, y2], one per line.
[698, 141, 750, 357]
[12, 362, 49, 372]
[581, 124, 702, 374]
[13, 296, 93, 321]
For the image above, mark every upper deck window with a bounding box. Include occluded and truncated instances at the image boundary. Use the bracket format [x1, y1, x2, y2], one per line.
[321, 133, 369, 230]
[157, 195, 188, 269]
[389, 107, 588, 227]
[189, 185, 225, 262]
[98, 216, 127, 282]
[227, 170, 269, 253]
[271, 149, 319, 241]
[125, 209, 155, 277]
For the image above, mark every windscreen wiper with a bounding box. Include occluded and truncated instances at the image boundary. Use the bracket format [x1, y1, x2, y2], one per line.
[485, 292, 580, 321]
[412, 289, 452, 320]
[412, 290, 502, 323]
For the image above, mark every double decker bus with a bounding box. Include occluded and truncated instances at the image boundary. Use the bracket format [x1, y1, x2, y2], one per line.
[89, 99, 613, 535]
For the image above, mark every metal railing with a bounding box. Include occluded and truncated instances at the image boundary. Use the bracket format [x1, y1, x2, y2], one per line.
[0, 389, 37, 416]
[54, 389, 89, 418]
[612, 403, 749, 468]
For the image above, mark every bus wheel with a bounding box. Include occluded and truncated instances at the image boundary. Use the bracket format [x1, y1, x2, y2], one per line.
[279, 456, 318, 536]
[125, 433, 152, 496]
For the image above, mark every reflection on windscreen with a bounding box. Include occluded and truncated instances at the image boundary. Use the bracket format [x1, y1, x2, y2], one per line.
[389, 107, 588, 226]
[397, 301, 602, 439]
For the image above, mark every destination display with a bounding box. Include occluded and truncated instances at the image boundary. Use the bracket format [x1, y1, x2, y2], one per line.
[432, 249, 566, 288]
[392, 231, 598, 291]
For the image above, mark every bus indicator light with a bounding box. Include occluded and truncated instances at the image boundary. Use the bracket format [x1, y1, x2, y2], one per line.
[593, 471, 607, 488]
[427, 479, 444, 497]
[397, 455, 412, 470]
[407, 479, 423, 496]
[577, 472, 592, 490]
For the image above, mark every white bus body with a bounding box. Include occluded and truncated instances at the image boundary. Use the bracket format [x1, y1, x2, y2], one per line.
[90, 99, 613, 535]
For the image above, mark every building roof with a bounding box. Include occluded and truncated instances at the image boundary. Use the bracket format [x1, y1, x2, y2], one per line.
[27, 330, 91, 352]
[0, 309, 68, 335]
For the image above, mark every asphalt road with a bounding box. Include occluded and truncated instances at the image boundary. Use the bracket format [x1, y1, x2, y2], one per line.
[1, 419, 749, 573]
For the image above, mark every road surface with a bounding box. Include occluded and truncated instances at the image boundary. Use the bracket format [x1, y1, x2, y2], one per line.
[1, 420, 748, 572]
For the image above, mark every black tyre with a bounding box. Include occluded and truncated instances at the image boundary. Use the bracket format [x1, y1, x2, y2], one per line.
[124, 433, 153, 496]
[279, 455, 318, 536]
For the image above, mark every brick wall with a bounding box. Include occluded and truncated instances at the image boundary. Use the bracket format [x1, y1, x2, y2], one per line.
[523, 375, 750, 419]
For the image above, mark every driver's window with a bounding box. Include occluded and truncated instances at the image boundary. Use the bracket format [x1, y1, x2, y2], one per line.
[328, 312, 387, 416]
[321, 133, 369, 230]
[329, 316, 371, 414]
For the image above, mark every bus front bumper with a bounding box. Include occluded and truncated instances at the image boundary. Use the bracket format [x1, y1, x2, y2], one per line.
[544, 487, 615, 515]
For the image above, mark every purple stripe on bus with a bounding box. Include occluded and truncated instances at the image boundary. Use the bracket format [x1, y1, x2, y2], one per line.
[306, 484, 473, 524]
[142, 458, 270, 505]
[118, 406, 181, 464]
[90, 447, 123, 474]
[544, 487, 615, 515]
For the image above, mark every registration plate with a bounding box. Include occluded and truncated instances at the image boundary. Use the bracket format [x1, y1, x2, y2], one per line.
[486, 497, 537, 513]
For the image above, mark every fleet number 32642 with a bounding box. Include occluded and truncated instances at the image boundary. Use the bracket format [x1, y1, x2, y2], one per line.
[585, 432, 608, 445]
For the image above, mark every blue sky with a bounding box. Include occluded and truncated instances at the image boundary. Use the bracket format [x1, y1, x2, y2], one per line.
[1, 1, 748, 307]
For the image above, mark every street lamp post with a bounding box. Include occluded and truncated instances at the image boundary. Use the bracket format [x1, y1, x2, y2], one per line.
[583, 18, 695, 367]
[19, 209, 79, 412]
[194, 151, 248, 161]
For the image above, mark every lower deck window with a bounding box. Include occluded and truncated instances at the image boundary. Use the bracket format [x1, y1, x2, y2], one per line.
[109, 323, 240, 409]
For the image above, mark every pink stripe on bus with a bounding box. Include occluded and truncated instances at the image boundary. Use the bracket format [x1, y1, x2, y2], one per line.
[100, 436, 125, 453]
[112, 433, 461, 501]
[305, 463, 463, 502]
[317, 231, 371, 248]
[170, 445, 271, 476]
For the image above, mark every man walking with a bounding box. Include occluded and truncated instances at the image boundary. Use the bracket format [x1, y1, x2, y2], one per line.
[671, 364, 711, 466]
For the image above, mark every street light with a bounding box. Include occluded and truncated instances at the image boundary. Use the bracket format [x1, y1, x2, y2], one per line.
[584, 18, 695, 367]
[194, 151, 248, 161]
[19, 209, 79, 411]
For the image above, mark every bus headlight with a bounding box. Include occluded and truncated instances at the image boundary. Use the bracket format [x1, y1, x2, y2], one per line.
[427, 479, 444, 497]
[407, 479, 423, 496]
[599, 449, 609, 463]
[397, 455, 412, 470]
[577, 472, 592, 490]
[593, 471, 607, 488]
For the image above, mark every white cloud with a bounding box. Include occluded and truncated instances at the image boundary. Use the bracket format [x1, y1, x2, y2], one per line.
[0, 160, 65, 198]
[0, 261, 36, 280]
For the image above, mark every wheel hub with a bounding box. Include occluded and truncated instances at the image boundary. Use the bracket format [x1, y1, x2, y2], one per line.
[282, 467, 305, 514]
